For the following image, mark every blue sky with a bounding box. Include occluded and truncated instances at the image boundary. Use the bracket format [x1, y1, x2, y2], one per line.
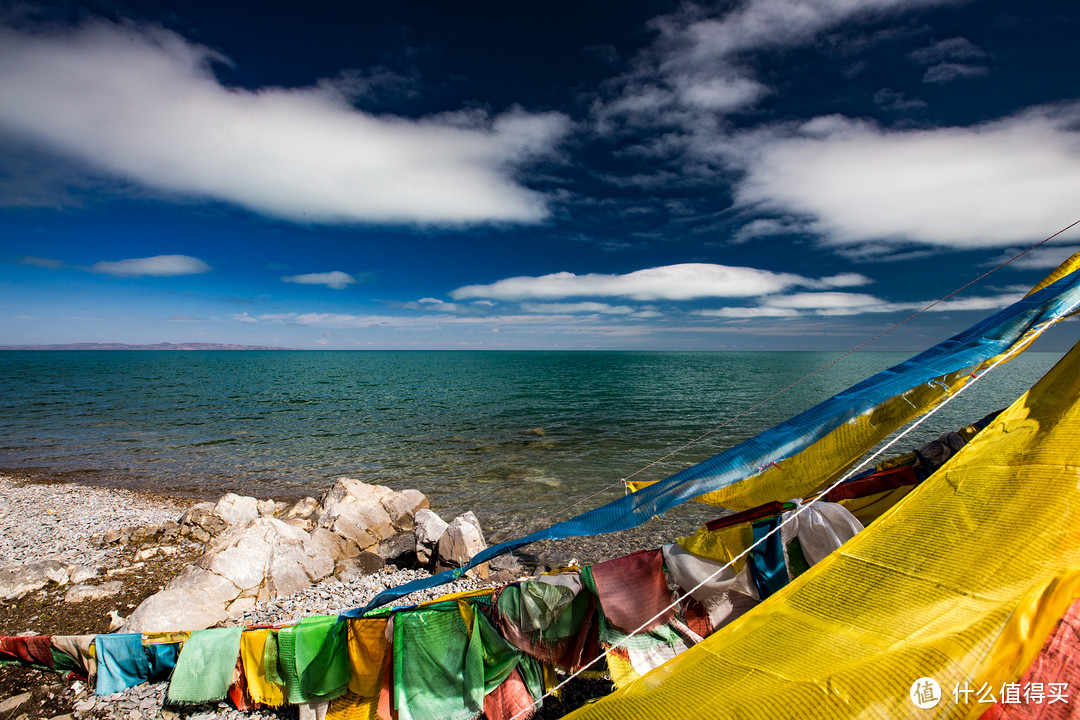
[2, 0, 1080, 350]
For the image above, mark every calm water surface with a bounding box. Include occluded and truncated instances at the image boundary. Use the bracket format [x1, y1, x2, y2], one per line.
[0, 350, 1062, 538]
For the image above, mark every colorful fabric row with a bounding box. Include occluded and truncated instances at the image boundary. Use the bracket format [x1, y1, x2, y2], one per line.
[3, 499, 1074, 720]
[0, 496, 864, 716]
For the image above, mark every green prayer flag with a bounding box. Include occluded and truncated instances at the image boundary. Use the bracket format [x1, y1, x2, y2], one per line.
[393, 606, 482, 720]
[295, 615, 350, 702]
[166, 627, 243, 706]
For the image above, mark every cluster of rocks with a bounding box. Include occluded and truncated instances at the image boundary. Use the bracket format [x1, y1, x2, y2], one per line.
[121, 477, 498, 632]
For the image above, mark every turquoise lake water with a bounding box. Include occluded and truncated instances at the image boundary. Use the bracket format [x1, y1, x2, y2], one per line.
[0, 350, 1063, 539]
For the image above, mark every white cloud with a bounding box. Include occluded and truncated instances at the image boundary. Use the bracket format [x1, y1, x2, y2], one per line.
[766, 291, 883, 310]
[0, 20, 570, 225]
[873, 88, 927, 111]
[698, 307, 800, 318]
[908, 37, 987, 64]
[992, 246, 1080, 271]
[90, 254, 211, 277]
[451, 263, 868, 302]
[597, 0, 959, 128]
[922, 62, 989, 84]
[816, 273, 873, 288]
[734, 106, 1080, 249]
[699, 289, 1020, 318]
[928, 294, 1023, 311]
[731, 217, 811, 243]
[520, 302, 636, 314]
[247, 311, 612, 331]
[281, 271, 356, 290]
[674, 75, 766, 113]
[232, 312, 257, 324]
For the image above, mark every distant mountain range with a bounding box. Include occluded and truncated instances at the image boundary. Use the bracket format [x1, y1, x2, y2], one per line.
[0, 342, 293, 350]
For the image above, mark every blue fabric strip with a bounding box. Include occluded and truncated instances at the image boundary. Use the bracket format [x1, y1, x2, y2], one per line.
[345, 268, 1080, 616]
[94, 634, 179, 695]
[748, 516, 789, 600]
[95, 634, 145, 695]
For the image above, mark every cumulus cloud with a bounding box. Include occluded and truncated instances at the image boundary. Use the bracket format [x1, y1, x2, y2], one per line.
[0, 20, 570, 225]
[922, 62, 989, 84]
[992, 246, 1080, 271]
[873, 88, 927, 111]
[733, 106, 1080, 249]
[929, 294, 1022, 311]
[281, 271, 357, 290]
[596, 0, 958, 129]
[701, 289, 1021, 318]
[247, 311, 603, 330]
[763, 291, 895, 315]
[698, 307, 800, 318]
[520, 302, 637, 314]
[908, 37, 987, 65]
[451, 263, 869, 302]
[90, 254, 211, 277]
[731, 217, 811, 243]
[816, 273, 873, 288]
[396, 298, 471, 313]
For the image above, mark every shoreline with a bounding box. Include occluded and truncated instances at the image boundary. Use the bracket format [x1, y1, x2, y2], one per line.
[0, 466, 282, 507]
[0, 465, 724, 569]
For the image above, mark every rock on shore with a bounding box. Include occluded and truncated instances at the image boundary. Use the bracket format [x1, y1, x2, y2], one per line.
[100, 477, 496, 632]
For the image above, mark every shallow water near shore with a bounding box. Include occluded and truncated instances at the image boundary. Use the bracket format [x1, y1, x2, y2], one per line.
[0, 349, 1064, 542]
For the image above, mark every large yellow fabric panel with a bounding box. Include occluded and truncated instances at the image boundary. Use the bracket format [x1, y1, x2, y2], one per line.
[568, 338, 1080, 720]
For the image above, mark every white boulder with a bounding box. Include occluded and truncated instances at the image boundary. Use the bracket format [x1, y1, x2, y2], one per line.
[212, 493, 260, 526]
[437, 513, 488, 578]
[414, 509, 449, 566]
